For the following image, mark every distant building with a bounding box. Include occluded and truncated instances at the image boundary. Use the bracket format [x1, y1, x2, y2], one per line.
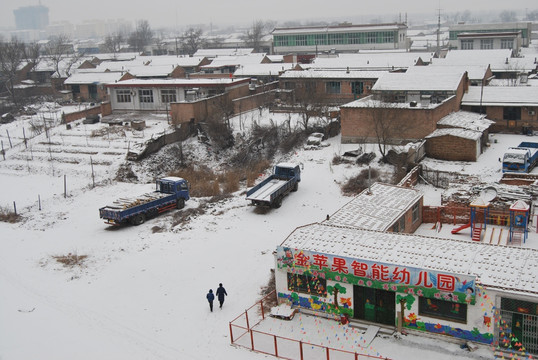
[13, 5, 49, 30]
[456, 31, 522, 54]
[272, 23, 408, 55]
[449, 22, 532, 49]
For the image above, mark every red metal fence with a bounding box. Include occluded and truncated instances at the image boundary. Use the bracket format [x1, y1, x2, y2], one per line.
[229, 290, 391, 360]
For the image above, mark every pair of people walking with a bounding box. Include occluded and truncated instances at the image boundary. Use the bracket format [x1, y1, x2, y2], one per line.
[206, 283, 227, 312]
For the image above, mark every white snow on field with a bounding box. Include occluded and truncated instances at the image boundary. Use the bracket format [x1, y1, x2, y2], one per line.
[1, 104, 537, 360]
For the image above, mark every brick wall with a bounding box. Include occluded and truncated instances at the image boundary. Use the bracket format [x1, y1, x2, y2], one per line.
[62, 102, 112, 123]
[341, 95, 461, 144]
[461, 104, 538, 133]
[425, 135, 478, 162]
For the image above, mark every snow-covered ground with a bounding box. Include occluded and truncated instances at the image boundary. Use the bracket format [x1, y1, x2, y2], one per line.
[0, 105, 536, 359]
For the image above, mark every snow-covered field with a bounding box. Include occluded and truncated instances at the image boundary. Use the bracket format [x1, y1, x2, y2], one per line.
[0, 105, 536, 359]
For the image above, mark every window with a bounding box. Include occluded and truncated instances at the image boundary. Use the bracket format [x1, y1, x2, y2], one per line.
[325, 81, 341, 94]
[349, 33, 361, 44]
[366, 32, 377, 44]
[116, 89, 131, 103]
[139, 89, 154, 103]
[503, 107, 521, 121]
[412, 202, 419, 223]
[351, 82, 364, 95]
[161, 89, 177, 103]
[460, 40, 473, 50]
[392, 216, 406, 233]
[295, 35, 307, 46]
[328, 33, 345, 45]
[501, 38, 514, 49]
[287, 272, 327, 296]
[315, 33, 327, 45]
[480, 39, 493, 50]
[419, 297, 467, 323]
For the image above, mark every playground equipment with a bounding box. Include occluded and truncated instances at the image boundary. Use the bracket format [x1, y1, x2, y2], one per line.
[509, 200, 529, 245]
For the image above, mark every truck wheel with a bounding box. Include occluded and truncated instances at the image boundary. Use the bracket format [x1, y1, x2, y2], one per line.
[176, 198, 185, 209]
[292, 182, 299, 192]
[132, 213, 145, 225]
[273, 197, 283, 209]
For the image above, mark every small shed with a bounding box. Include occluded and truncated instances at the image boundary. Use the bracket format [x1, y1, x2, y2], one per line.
[425, 128, 482, 162]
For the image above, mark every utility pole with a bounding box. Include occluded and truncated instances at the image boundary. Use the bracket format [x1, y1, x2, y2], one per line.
[436, 5, 442, 55]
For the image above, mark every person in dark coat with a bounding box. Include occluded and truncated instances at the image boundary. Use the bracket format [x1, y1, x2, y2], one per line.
[216, 283, 227, 309]
[206, 289, 214, 312]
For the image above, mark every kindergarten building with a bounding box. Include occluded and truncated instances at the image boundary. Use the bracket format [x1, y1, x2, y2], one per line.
[274, 183, 538, 355]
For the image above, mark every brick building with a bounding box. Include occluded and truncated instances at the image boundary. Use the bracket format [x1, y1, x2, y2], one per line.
[340, 68, 469, 144]
[425, 111, 494, 162]
[107, 77, 250, 112]
[279, 69, 386, 105]
[461, 86, 538, 133]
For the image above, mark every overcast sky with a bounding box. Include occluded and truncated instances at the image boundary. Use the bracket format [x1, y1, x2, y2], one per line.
[1, 0, 536, 30]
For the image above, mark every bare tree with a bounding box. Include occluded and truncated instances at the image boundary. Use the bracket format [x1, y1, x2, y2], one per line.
[499, 10, 517, 22]
[128, 20, 153, 53]
[104, 31, 125, 56]
[370, 101, 407, 162]
[293, 78, 326, 131]
[44, 34, 74, 79]
[181, 28, 205, 56]
[206, 94, 235, 149]
[0, 39, 26, 105]
[241, 20, 275, 52]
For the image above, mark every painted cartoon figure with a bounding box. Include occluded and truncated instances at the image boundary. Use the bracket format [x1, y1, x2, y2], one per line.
[465, 287, 474, 304]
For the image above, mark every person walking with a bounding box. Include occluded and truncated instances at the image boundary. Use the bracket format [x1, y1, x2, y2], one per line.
[216, 283, 227, 309]
[206, 289, 214, 312]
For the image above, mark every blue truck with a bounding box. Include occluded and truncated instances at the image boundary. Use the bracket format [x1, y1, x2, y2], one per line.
[99, 177, 189, 226]
[502, 142, 538, 173]
[246, 163, 301, 208]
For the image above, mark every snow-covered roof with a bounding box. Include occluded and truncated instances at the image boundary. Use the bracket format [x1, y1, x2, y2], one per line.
[372, 68, 465, 92]
[194, 48, 254, 57]
[272, 23, 405, 36]
[137, 55, 206, 67]
[279, 69, 386, 80]
[202, 54, 267, 68]
[307, 52, 432, 71]
[107, 77, 248, 87]
[121, 64, 179, 77]
[437, 111, 494, 132]
[64, 72, 124, 85]
[420, 63, 489, 81]
[436, 49, 536, 72]
[233, 63, 295, 77]
[462, 86, 538, 107]
[341, 96, 449, 110]
[281, 222, 538, 295]
[92, 53, 139, 62]
[425, 128, 482, 141]
[266, 55, 284, 63]
[324, 182, 422, 232]
[32, 56, 92, 78]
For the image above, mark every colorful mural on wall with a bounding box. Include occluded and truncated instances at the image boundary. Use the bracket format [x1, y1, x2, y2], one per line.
[277, 246, 477, 305]
[278, 291, 353, 318]
[402, 312, 494, 344]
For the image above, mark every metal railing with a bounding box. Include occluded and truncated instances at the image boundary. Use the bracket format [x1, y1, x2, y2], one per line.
[229, 290, 391, 360]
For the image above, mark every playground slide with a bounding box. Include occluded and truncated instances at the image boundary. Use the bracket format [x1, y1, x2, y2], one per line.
[451, 222, 471, 234]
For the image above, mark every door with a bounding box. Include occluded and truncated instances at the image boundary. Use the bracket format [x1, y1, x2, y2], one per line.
[353, 285, 395, 326]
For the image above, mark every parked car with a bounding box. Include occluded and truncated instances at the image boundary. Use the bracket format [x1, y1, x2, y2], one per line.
[306, 132, 324, 145]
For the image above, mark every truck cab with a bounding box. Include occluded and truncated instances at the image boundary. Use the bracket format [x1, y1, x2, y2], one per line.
[274, 163, 301, 182]
[157, 177, 190, 197]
